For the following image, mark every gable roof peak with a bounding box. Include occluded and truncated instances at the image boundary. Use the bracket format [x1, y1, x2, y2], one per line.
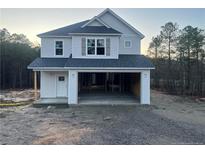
[97, 8, 145, 39]
[81, 16, 111, 28]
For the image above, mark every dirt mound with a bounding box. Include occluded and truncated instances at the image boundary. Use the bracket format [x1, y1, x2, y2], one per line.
[0, 89, 39, 103]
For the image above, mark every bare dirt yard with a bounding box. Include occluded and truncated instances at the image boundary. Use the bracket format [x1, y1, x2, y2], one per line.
[0, 89, 39, 106]
[0, 90, 205, 145]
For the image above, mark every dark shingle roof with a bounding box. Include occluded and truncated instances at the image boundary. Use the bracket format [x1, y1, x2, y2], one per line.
[28, 58, 68, 68]
[69, 26, 121, 34]
[28, 55, 154, 69]
[67, 55, 153, 68]
[37, 20, 89, 37]
[38, 20, 121, 37]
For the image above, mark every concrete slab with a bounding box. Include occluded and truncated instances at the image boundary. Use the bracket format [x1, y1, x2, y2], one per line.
[34, 92, 139, 106]
[34, 98, 68, 105]
[78, 92, 139, 105]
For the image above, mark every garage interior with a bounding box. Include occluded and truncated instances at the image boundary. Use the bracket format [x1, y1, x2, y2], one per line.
[78, 72, 140, 104]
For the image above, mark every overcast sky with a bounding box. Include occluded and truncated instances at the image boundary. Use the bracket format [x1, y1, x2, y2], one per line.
[1, 8, 205, 54]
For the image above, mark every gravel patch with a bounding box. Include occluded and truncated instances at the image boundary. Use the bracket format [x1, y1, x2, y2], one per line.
[0, 105, 205, 144]
[0, 91, 205, 145]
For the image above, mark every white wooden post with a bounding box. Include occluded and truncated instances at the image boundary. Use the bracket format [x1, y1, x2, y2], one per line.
[34, 71, 37, 100]
[68, 70, 78, 104]
[140, 70, 150, 104]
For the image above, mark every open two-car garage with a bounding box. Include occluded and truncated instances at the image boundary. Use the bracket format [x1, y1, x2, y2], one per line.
[68, 69, 151, 105]
[78, 72, 141, 105]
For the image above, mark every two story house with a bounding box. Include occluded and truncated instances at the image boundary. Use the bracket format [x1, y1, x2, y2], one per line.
[28, 8, 154, 105]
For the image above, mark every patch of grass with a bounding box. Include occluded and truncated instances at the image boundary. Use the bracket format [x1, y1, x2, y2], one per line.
[0, 101, 32, 107]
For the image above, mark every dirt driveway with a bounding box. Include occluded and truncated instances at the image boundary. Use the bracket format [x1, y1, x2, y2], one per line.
[0, 90, 205, 144]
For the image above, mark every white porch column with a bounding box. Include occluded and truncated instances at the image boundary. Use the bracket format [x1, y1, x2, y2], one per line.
[140, 70, 150, 105]
[34, 71, 37, 100]
[68, 70, 78, 104]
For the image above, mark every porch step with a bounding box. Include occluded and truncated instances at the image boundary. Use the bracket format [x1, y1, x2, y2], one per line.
[34, 98, 68, 105]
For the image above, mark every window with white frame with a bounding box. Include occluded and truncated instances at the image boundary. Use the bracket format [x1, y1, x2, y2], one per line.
[97, 39, 105, 55]
[87, 39, 95, 55]
[124, 40, 132, 48]
[87, 38, 105, 56]
[55, 41, 63, 56]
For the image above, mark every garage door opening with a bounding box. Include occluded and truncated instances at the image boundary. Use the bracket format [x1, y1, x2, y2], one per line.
[78, 72, 140, 105]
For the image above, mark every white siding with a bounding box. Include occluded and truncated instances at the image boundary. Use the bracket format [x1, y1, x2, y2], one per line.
[72, 36, 119, 59]
[119, 35, 140, 55]
[100, 12, 136, 34]
[99, 12, 141, 54]
[40, 71, 68, 98]
[41, 37, 72, 58]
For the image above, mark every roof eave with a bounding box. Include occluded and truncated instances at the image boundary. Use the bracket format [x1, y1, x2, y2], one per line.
[37, 35, 72, 38]
[28, 66, 155, 70]
[64, 67, 155, 70]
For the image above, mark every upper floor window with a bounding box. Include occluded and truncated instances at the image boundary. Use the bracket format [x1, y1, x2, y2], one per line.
[55, 41, 63, 56]
[87, 39, 95, 55]
[97, 39, 105, 55]
[124, 40, 132, 48]
[86, 38, 105, 56]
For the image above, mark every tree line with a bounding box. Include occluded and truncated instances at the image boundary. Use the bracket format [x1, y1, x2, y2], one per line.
[0, 28, 40, 89]
[148, 22, 205, 97]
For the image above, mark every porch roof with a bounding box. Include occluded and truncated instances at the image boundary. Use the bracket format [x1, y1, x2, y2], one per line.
[28, 55, 154, 70]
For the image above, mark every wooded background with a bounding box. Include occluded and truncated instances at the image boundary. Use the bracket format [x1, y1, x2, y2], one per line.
[148, 22, 205, 97]
[1, 23, 205, 97]
[0, 28, 39, 89]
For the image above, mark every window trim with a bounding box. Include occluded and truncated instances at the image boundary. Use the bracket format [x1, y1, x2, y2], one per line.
[124, 40, 132, 48]
[86, 37, 106, 56]
[54, 40, 64, 57]
[86, 38, 95, 56]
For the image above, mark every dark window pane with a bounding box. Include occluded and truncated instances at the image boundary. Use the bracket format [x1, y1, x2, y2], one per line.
[87, 39, 95, 47]
[88, 47, 95, 55]
[58, 76, 65, 81]
[97, 39, 104, 47]
[55, 41, 63, 55]
[56, 41, 63, 48]
[56, 49, 63, 55]
[97, 47, 105, 55]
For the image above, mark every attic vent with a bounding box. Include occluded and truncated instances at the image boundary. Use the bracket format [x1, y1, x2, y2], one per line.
[82, 38, 86, 56]
[106, 38, 110, 56]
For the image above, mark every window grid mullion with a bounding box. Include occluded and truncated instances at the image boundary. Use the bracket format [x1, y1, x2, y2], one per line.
[86, 38, 106, 56]
[95, 39, 97, 56]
